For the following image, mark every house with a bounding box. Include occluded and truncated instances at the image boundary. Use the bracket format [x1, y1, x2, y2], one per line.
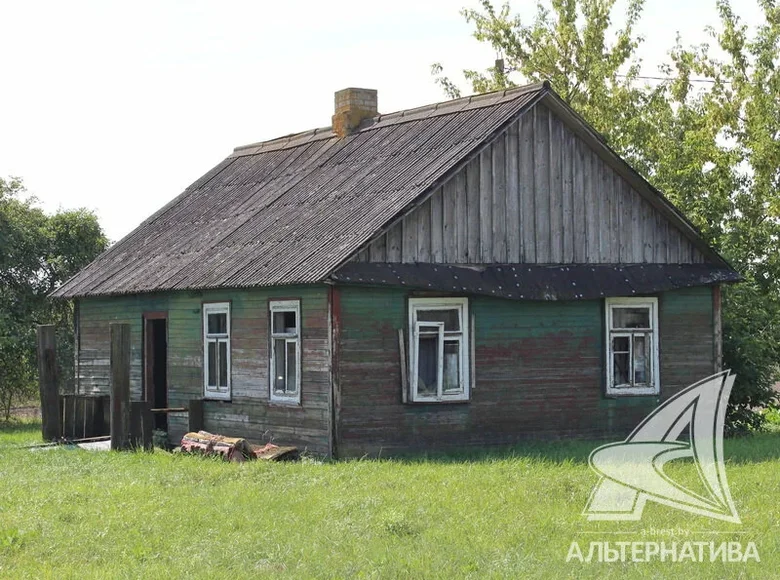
[52, 82, 740, 457]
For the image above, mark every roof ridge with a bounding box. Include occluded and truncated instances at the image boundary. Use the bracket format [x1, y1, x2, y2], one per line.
[231, 81, 549, 157]
[232, 125, 334, 155]
[377, 81, 546, 123]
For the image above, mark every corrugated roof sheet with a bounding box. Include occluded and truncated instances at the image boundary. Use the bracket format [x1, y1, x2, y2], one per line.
[53, 83, 547, 298]
[330, 263, 741, 301]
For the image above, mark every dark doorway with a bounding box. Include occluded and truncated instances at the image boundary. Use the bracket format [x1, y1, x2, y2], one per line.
[143, 313, 168, 432]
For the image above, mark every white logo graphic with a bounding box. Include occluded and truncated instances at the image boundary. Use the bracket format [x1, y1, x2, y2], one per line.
[584, 371, 740, 523]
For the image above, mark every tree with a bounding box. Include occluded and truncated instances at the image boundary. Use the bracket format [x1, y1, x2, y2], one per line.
[0, 177, 108, 419]
[435, 0, 780, 432]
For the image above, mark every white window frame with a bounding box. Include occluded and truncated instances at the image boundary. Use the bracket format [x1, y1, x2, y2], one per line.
[408, 297, 470, 403]
[269, 300, 301, 405]
[203, 302, 231, 400]
[605, 297, 660, 396]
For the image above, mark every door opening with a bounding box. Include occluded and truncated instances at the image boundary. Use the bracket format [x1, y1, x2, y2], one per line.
[143, 314, 168, 432]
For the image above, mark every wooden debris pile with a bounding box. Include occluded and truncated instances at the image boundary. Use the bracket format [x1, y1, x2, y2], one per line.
[179, 431, 298, 462]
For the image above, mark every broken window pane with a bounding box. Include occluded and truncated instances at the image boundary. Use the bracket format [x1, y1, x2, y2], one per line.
[612, 307, 650, 329]
[613, 352, 630, 387]
[286, 341, 297, 394]
[273, 310, 297, 334]
[443, 341, 460, 392]
[207, 341, 217, 387]
[633, 334, 651, 385]
[416, 309, 460, 331]
[218, 341, 228, 387]
[417, 335, 438, 396]
[274, 338, 287, 391]
[208, 312, 227, 334]
[612, 335, 630, 353]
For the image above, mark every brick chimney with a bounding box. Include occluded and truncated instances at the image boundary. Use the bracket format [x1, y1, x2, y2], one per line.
[332, 88, 377, 138]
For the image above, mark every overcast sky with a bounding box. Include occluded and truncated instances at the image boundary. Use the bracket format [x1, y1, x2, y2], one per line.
[0, 0, 765, 242]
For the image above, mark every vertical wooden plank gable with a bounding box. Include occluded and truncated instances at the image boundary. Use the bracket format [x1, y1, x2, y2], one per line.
[572, 136, 587, 263]
[386, 223, 402, 262]
[431, 187, 445, 262]
[479, 149, 493, 262]
[534, 105, 552, 263]
[492, 134, 508, 262]
[466, 157, 481, 262]
[548, 112, 563, 263]
[441, 180, 457, 262]
[519, 111, 536, 262]
[561, 122, 575, 263]
[402, 212, 417, 263]
[416, 197, 432, 261]
[351, 102, 710, 267]
[506, 120, 521, 263]
[454, 169, 468, 263]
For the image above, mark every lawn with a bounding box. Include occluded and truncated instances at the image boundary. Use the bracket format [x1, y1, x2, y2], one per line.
[0, 421, 778, 579]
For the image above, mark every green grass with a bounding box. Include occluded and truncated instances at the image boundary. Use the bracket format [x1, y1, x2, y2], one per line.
[0, 418, 42, 447]
[0, 423, 778, 579]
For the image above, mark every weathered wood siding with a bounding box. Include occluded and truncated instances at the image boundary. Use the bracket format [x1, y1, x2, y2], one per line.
[76, 285, 331, 454]
[335, 284, 714, 457]
[353, 104, 704, 265]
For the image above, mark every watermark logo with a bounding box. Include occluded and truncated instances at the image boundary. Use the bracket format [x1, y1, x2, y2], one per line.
[584, 371, 740, 523]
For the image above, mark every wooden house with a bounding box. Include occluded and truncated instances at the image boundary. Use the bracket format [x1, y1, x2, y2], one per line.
[53, 82, 739, 457]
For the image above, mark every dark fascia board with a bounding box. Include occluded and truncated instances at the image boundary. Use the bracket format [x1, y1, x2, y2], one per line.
[539, 91, 735, 271]
[330, 263, 741, 302]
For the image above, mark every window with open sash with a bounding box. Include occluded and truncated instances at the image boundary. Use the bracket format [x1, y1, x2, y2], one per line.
[270, 300, 301, 404]
[203, 302, 230, 400]
[408, 298, 469, 402]
[605, 297, 659, 396]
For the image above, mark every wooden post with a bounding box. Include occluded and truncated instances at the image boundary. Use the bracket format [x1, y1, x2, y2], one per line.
[110, 323, 131, 451]
[130, 401, 142, 448]
[37, 325, 61, 441]
[141, 402, 154, 450]
[188, 399, 203, 433]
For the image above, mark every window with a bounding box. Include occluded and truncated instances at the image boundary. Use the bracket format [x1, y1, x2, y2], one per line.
[408, 297, 469, 402]
[270, 300, 301, 404]
[203, 302, 230, 400]
[605, 297, 659, 396]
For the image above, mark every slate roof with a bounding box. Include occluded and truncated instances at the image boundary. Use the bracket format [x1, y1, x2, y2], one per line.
[53, 81, 735, 298]
[53, 83, 547, 298]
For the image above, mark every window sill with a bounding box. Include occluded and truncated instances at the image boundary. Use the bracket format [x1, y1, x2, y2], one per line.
[405, 398, 470, 405]
[604, 390, 659, 398]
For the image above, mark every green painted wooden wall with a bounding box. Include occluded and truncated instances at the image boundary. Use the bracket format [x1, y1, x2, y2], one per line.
[334, 284, 715, 457]
[76, 280, 715, 458]
[76, 285, 331, 454]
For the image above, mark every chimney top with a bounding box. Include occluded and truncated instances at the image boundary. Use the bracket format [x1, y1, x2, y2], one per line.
[332, 88, 377, 138]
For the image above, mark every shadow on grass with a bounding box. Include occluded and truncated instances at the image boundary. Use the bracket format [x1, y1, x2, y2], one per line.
[375, 439, 597, 465]
[0, 419, 42, 434]
[368, 432, 780, 465]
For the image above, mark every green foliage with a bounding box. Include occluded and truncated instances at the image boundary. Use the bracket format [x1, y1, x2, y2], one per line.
[436, 0, 780, 432]
[763, 406, 780, 432]
[0, 177, 107, 417]
[0, 426, 778, 577]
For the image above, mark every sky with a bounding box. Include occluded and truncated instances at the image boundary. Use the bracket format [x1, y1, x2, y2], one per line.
[0, 0, 766, 243]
